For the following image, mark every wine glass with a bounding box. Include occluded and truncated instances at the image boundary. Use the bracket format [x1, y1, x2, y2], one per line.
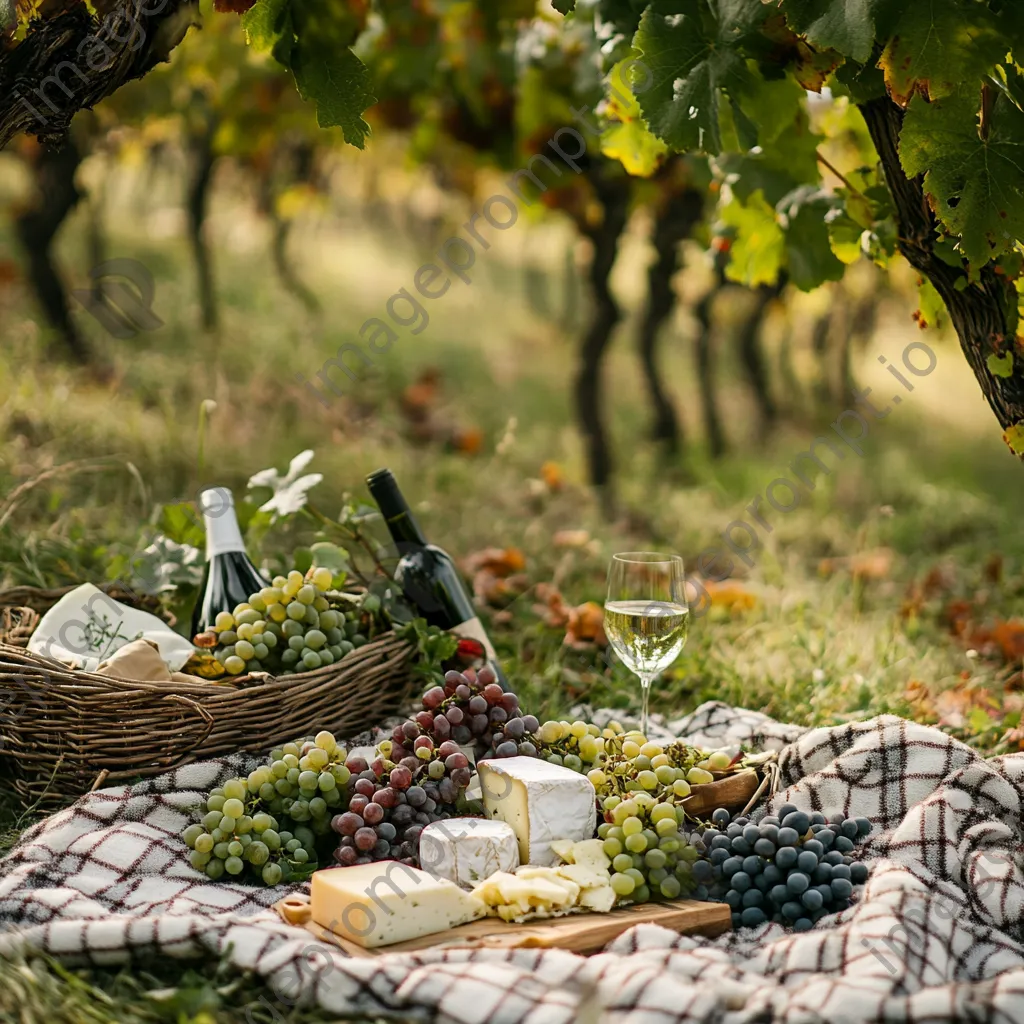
[604, 552, 689, 738]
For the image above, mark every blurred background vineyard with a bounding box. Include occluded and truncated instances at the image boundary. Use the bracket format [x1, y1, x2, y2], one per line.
[4, 0, 1024, 786]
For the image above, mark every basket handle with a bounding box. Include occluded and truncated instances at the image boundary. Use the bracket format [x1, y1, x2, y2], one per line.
[162, 693, 216, 757]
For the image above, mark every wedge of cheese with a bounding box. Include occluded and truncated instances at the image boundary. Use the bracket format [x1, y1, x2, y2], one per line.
[478, 756, 597, 866]
[418, 818, 519, 888]
[311, 863, 485, 948]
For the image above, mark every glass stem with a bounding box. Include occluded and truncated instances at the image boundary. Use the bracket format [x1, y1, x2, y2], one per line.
[638, 674, 654, 738]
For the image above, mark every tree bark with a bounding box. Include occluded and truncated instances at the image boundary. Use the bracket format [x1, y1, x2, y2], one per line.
[694, 260, 727, 457]
[560, 241, 579, 332]
[1, 1, 199, 150]
[738, 278, 783, 433]
[14, 137, 89, 363]
[858, 96, 1023, 452]
[270, 212, 321, 315]
[574, 173, 631, 512]
[186, 113, 218, 332]
[637, 184, 704, 452]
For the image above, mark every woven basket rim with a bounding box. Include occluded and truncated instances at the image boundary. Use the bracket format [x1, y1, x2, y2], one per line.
[0, 629, 407, 693]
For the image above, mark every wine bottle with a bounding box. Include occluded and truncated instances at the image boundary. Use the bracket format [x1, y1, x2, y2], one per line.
[366, 468, 508, 688]
[190, 487, 268, 637]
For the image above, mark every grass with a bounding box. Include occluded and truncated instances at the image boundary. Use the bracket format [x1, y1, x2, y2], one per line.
[3, 145, 1024, 1020]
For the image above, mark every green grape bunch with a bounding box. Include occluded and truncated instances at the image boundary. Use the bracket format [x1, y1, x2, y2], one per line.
[597, 798, 705, 905]
[201, 567, 379, 677]
[532, 718, 629, 773]
[181, 730, 349, 886]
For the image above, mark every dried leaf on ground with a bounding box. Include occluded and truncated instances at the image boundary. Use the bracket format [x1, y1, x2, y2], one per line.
[541, 462, 564, 491]
[532, 584, 607, 647]
[818, 547, 894, 580]
[552, 529, 590, 548]
[565, 601, 608, 648]
[704, 580, 757, 612]
[933, 687, 1001, 729]
[463, 547, 526, 577]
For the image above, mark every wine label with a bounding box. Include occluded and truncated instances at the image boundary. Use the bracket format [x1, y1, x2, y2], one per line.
[200, 487, 246, 557]
[452, 616, 500, 664]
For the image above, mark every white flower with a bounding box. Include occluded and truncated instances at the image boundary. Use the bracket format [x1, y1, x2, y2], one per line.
[248, 450, 323, 519]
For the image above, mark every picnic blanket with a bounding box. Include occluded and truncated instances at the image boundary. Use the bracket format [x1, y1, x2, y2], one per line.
[2, 701, 1024, 1023]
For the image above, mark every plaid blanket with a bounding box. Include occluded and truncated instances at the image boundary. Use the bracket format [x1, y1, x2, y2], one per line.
[2, 701, 1024, 1023]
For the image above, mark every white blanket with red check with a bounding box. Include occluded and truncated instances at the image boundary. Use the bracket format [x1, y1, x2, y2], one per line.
[2, 701, 1024, 1023]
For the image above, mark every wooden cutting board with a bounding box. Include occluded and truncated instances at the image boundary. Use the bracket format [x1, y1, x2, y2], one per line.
[681, 769, 760, 817]
[275, 894, 730, 958]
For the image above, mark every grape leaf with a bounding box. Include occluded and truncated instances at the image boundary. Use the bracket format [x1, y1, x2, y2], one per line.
[241, 0, 289, 50]
[720, 191, 786, 286]
[880, 0, 1006, 106]
[552, 0, 576, 12]
[634, 0, 769, 155]
[292, 45, 376, 148]
[600, 59, 668, 175]
[779, 0, 884, 64]
[900, 88, 1024, 267]
[917, 277, 946, 329]
[777, 185, 845, 290]
[988, 352, 1015, 377]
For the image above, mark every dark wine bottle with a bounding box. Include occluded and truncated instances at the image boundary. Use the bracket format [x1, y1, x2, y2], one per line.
[190, 487, 268, 637]
[366, 468, 508, 689]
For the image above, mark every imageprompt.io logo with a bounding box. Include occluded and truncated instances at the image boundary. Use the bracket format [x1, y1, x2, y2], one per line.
[72, 258, 164, 339]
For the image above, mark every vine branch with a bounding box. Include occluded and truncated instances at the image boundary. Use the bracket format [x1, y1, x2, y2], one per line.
[0, 0, 199, 150]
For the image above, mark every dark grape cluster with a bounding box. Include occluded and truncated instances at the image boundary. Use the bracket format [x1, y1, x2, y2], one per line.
[701, 804, 872, 931]
[392, 665, 539, 765]
[329, 743, 469, 867]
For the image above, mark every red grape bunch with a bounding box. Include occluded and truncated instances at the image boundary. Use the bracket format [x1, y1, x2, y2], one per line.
[390, 665, 540, 766]
[330, 744, 469, 868]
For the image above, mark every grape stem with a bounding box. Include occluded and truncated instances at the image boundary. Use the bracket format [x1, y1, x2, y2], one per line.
[303, 504, 385, 584]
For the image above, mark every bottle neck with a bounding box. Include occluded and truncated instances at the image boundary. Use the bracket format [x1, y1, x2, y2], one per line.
[200, 487, 246, 558]
[367, 470, 428, 548]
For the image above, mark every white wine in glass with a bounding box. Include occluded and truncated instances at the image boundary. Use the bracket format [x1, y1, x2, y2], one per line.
[604, 552, 689, 737]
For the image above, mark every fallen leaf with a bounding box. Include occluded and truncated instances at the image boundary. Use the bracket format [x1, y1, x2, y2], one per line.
[934, 687, 1000, 729]
[991, 619, 1024, 662]
[473, 571, 529, 608]
[565, 601, 608, 648]
[818, 547, 894, 580]
[903, 679, 935, 715]
[463, 547, 526, 577]
[541, 462, 564, 491]
[451, 426, 483, 455]
[704, 579, 757, 612]
[984, 554, 1003, 583]
[943, 599, 975, 638]
[533, 582, 570, 628]
[553, 529, 590, 548]
[400, 368, 442, 423]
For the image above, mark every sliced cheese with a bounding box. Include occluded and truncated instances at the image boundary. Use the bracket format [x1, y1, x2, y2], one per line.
[310, 863, 485, 948]
[568, 838, 610, 870]
[478, 756, 597, 866]
[418, 817, 519, 888]
[578, 884, 617, 913]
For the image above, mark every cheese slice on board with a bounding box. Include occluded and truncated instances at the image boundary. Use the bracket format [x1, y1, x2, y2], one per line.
[418, 817, 520, 887]
[310, 863, 485, 948]
[478, 756, 597, 866]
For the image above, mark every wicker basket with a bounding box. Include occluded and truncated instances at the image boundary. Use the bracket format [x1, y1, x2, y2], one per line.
[0, 584, 418, 804]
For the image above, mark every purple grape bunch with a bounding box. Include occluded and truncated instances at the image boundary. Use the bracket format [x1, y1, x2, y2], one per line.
[700, 804, 872, 931]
